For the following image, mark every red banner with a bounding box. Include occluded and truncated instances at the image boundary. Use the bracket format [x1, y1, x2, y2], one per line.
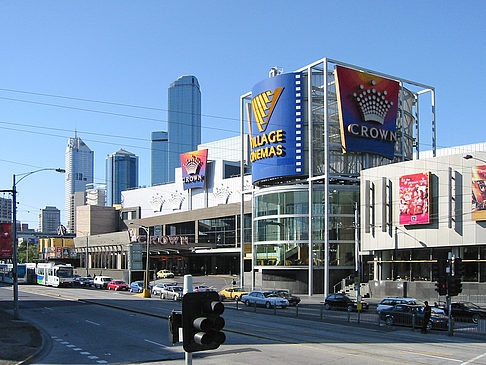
[0, 223, 13, 259]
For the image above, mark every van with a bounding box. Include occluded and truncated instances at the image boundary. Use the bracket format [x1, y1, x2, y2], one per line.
[93, 275, 113, 289]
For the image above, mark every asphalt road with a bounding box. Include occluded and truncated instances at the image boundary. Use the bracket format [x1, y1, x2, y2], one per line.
[2, 280, 486, 364]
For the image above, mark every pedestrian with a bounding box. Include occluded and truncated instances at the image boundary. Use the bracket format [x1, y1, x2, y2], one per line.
[422, 301, 432, 333]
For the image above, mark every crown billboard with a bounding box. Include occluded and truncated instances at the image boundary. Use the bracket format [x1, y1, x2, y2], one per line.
[335, 66, 399, 160]
[248, 72, 303, 183]
[181, 149, 208, 190]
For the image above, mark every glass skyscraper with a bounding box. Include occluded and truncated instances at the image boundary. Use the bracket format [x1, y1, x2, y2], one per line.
[65, 136, 94, 233]
[151, 131, 168, 186]
[106, 149, 139, 206]
[151, 75, 201, 185]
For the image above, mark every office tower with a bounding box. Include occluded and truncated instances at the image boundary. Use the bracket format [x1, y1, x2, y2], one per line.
[0, 197, 12, 223]
[151, 76, 201, 185]
[65, 136, 94, 233]
[38, 206, 60, 233]
[151, 131, 168, 185]
[106, 149, 139, 206]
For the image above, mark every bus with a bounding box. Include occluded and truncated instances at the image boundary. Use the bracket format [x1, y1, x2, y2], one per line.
[36, 262, 74, 287]
[0, 263, 36, 284]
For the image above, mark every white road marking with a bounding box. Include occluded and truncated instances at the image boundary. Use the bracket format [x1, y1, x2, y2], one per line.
[462, 352, 486, 364]
[60, 341, 69, 345]
[43, 307, 53, 311]
[88, 356, 99, 359]
[417, 353, 462, 362]
[66, 344, 76, 348]
[144, 339, 168, 348]
[85, 320, 101, 326]
[80, 352, 90, 355]
[97, 361, 108, 364]
[72, 348, 82, 351]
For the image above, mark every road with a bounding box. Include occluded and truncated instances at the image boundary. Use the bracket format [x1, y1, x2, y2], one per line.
[1, 283, 486, 364]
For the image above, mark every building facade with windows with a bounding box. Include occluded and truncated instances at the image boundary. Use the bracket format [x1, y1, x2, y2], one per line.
[105, 149, 139, 206]
[0, 197, 12, 223]
[38, 206, 60, 234]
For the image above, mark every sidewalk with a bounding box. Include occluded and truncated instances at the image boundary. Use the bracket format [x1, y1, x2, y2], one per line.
[0, 310, 43, 365]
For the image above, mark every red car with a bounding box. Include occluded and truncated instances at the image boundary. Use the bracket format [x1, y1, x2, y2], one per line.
[107, 280, 129, 291]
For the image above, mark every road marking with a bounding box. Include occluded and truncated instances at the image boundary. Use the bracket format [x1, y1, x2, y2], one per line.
[72, 348, 82, 351]
[144, 339, 168, 348]
[60, 341, 69, 345]
[97, 361, 107, 364]
[80, 352, 90, 355]
[85, 320, 100, 326]
[43, 307, 53, 310]
[462, 352, 486, 364]
[417, 353, 462, 362]
[66, 344, 76, 348]
[88, 356, 99, 360]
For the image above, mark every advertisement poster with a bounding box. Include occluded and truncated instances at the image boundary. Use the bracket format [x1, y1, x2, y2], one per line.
[249, 72, 303, 183]
[472, 165, 486, 221]
[335, 65, 399, 160]
[0, 223, 12, 259]
[399, 172, 430, 225]
[180, 149, 208, 190]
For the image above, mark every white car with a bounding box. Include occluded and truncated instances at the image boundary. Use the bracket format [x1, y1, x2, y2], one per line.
[152, 282, 177, 296]
[160, 286, 184, 300]
[376, 297, 421, 312]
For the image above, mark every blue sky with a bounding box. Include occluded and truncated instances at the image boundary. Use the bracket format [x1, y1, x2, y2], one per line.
[0, 1, 485, 227]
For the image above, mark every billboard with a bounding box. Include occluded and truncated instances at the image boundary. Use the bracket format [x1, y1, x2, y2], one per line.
[472, 165, 486, 221]
[335, 65, 399, 160]
[249, 72, 303, 183]
[0, 223, 12, 259]
[180, 149, 208, 190]
[399, 172, 430, 225]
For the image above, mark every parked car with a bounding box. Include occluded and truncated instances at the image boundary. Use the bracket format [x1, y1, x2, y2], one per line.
[271, 289, 301, 306]
[160, 286, 184, 300]
[194, 287, 226, 301]
[241, 291, 289, 309]
[129, 281, 144, 293]
[152, 282, 177, 296]
[376, 297, 422, 312]
[107, 280, 129, 291]
[157, 269, 175, 278]
[444, 302, 486, 324]
[219, 287, 249, 301]
[93, 276, 113, 289]
[379, 304, 448, 330]
[324, 293, 368, 311]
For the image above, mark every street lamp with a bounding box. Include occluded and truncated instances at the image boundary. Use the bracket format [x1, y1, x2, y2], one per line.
[1, 168, 65, 320]
[129, 223, 151, 298]
[464, 154, 486, 164]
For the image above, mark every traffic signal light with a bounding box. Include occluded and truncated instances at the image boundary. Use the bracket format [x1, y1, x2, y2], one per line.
[182, 291, 225, 353]
[168, 310, 182, 344]
[432, 259, 447, 280]
[454, 258, 465, 278]
[435, 277, 447, 295]
[448, 276, 463, 297]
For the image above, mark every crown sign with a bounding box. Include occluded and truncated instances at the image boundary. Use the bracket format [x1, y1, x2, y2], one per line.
[184, 155, 202, 175]
[353, 80, 393, 125]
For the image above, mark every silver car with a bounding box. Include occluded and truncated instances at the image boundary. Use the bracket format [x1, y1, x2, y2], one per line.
[160, 286, 184, 300]
[241, 291, 289, 308]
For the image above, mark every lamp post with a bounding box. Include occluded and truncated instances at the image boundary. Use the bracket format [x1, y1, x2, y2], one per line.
[1, 168, 65, 320]
[129, 223, 151, 298]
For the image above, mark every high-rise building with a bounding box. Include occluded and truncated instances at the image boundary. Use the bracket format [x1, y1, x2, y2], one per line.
[0, 197, 12, 223]
[38, 206, 60, 233]
[151, 131, 168, 186]
[106, 149, 139, 206]
[65, 136, 94, 233]
[151, 75, 201, 185]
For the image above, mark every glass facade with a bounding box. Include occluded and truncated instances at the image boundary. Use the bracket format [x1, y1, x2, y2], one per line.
[151, 131, 168, 186]
[105, 149, 139, 206]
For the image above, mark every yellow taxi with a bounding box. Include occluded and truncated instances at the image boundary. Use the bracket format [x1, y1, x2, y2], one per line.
[218, 287, 248, 301]
[156, 269, 175, 278]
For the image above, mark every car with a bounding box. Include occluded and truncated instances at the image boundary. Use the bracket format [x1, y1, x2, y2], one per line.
[241, 291, 289, 308]
[379, 304, 448, 330]
[93, 276, 113, 289]
[157, 269, 175, 278]
[219, 287, 249, 301]
[376, 297, 422, 312]
[271, 289, 301, 306]
[129, 281, 144, 293]
[151, 282, 177, 296]
[194, 287, 226, 301]
[324, 293, 369, 311]
[444, 302, 486, 324]
[107, 280, 129, 291]
[73, 276, 93, 287]
[160, 286, 184, 300]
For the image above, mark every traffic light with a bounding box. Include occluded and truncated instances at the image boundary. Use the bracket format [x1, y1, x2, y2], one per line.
[454, 258, 465, 278]
[448, 276, 463, 297]
[432, 259, 447, 280]
[182, 291, 225, 353]
[168, 310, 182, 344]
[435, 277, 448, 296]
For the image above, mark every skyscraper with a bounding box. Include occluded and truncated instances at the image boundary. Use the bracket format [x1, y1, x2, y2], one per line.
[151, 131, 168, 186]
[106, 149, 139, 206]
[65, 136, 94, 233]
[38, 206, 60, 233]
[151, 75, 201, 185]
